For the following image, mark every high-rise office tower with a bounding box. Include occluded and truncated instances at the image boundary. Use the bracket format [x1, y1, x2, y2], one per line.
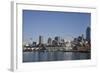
[55, 36, 60, 45]
[39, 35, 43, 44]
[32, 42, 37, 46]
[86, 27, 90, 41]
[47, 37, 52, 45]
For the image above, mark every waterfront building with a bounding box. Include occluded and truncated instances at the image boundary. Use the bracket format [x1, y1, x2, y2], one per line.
[77, 36, 82, 42]
[61, 39, 65, 43]
[86, 26, 91, 41]
[65, 41, 72, 50]
[73, 38, 78, 43]
[47, 37, 52, 45]
[39, 35, 43, 44]
[55, 36, 60, 45]
[81, 34, 85, 44]
[32, 42, 37, 46]
[52, 40, 58, 46]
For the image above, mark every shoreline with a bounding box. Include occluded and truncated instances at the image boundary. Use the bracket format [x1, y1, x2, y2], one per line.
[23, 50, 90, 53]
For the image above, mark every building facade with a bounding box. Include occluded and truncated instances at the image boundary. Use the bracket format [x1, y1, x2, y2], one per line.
[39, 35, 43, 44]
[86, 27, 91, 41]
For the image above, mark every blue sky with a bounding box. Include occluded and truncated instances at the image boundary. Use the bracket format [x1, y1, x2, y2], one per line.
[23, 10, 91, 44]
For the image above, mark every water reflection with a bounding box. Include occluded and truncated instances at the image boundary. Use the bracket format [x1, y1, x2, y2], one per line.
[23, 51, 90, 62]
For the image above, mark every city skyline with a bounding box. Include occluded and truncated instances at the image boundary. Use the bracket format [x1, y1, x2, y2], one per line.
[23, 10, 91, 44]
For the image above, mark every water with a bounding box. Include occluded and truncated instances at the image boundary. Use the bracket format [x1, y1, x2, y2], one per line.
[23, 51, 90, 62]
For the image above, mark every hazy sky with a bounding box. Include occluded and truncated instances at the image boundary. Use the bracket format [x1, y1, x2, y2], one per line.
[23, 10, 91, 44]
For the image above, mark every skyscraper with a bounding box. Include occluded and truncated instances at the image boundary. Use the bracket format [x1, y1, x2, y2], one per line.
[86, 26, 90, 41]
[39, 35, 43, 44]
[52, 40, 57, 46]
[47, 37, 52, 45]
[32, 42, 37, 46]
[55, 36, 60, 45]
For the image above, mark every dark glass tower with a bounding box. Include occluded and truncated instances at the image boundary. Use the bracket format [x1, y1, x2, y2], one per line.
[39, 35, 43, 44]
[86, 27, 91, 41]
